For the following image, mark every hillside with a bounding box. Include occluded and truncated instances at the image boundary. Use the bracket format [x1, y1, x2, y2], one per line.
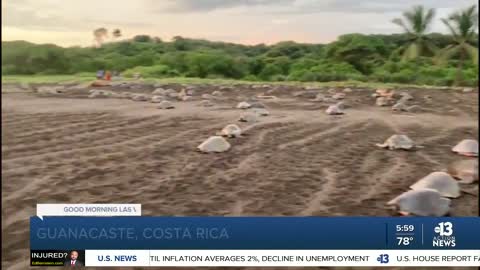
[2, 33, 478, 86]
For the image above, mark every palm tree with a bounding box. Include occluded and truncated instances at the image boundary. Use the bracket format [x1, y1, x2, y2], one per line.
[392, 5, 438, 61]
[112, 29, 122, 39]
[93, 28, 108, 48]
[438, 5, 478, 85]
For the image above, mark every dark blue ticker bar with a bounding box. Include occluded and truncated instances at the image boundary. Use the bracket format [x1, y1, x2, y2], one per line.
[30, 217, 480, 250]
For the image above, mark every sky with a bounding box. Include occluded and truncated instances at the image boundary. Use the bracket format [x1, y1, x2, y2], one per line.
[1, 0, 478, 47]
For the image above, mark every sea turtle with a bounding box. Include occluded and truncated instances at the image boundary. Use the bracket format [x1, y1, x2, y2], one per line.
[249, 101, 266, 109]
[387, 189, 451, 216]
[164, 88, 177, 95]
[88, 89, 102, 94]
[447, 159, 479, 184]
[376, 135, 415, 150]
[252, 108, 270, 116]
[158, 100, 175, 109]
[168, 92, 179, 98]
[67, 84, 87, 91]
[256, 95, 277, 100]
[335, 101, 349, 110]
[392, 102, 408, 112]
[376, 97, 390, 106]
[152, 88, 166, 95]
[197, 136, 231, 153]
[199, 100, 214, 107]
[131, 94, 149, 101]
[332, 93, 346, 100]
[177, 89, 187, 99]
[293, 91, 318, 99]
[20, 82, 31, 90]
[304, 85, 318, 90]
[410, 172, 460, 198]
[181, 95, 193, 101]
[120, 92, 134, 99]
[219, 86, 233, 91]
[101, 90, 115, 96]
[312, 94, 326, 102]
[88, 92, 107, 98]
[406, 105, 423, 113]
[202, 94, 215, 100]
[90, 80, 111, 87]
[239, 112, 258, 123]
[219, 124, 242, 138]
[266, 89, 277, 95]
[452, 139, 478, 157]
[399, 92, 414, 101]
[89, 89, 114, 98]
[129, 84, 143, 90]
[325, 105, 344, 115]
[376, 89, 395, 98]
[38, 86, 63, 95]
[237, 102, 252, 109]
[211, 90, 223, 96]
[109, 92, 123, 99]
[151, 95, 165, 103]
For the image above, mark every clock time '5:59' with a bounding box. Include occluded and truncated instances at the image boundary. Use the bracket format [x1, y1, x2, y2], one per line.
[396, 225, 415, 232]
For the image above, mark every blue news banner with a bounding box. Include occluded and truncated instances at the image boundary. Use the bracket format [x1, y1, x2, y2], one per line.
[31, 217, 480, 250]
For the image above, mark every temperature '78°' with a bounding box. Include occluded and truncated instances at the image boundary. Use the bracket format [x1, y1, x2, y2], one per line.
[397, 237, 414, 246]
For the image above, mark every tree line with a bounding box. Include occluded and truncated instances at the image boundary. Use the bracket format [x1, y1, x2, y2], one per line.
[2, 5, 478, 86]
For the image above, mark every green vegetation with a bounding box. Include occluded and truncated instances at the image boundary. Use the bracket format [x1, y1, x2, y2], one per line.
[2, 5, 478, 87]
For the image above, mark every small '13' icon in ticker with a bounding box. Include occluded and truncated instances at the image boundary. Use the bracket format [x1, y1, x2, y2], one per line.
[377, 254, 389, 264]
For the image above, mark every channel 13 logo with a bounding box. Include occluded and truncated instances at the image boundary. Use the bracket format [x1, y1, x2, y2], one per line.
[377, 254, 389, 264]
[433, 222, 456, 247]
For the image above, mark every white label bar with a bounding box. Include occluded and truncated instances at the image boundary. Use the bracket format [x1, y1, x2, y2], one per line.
[85, 250, 480, 267]
[36, 204, 141, 219]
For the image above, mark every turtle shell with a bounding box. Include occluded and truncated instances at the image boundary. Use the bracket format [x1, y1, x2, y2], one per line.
[239, 112, 258, 123]
[376, 135, 415, 150]
[392, 102, 408, 112]
[131, 94, 149, 101]
[220, 124, 242, 138]
[332, 93, 346, 100]
[212, 90, 223, 96]
[202, 94, 214, 100]
[199, 100, 214, 107]
[325, 105, 344, 115]
[376, 97, 390, 106]
[158, 100, 175, 109]
[410, 172, 460, 198]
[387, 189, 450, 216]
[237, 102, 252, 109]
[152, 88, 166, 95]
[452, 139, 478, 157]
[447, 159, 479, 184]
[197, 136, 231, 153]
[252, 108, 270, 116]
[151, 95, 165, 103]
